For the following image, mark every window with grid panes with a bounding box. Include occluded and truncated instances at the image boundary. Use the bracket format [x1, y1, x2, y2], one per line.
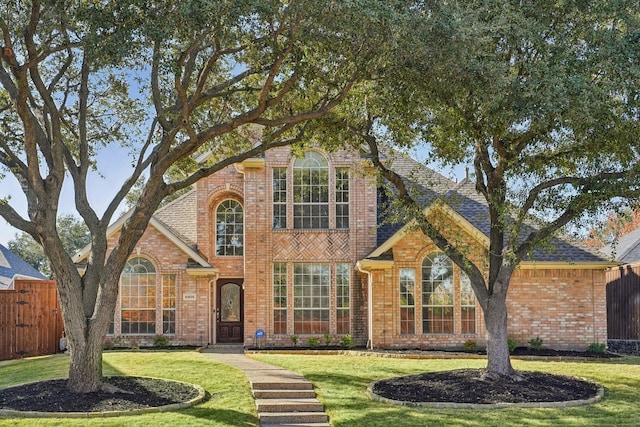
[400, 268, 416, 334]
[293, 152, 329, 229]
[293, 263, 330, 334]
[422, 253, 454, 334]
[335, 168, 349, 229]
[272, 168, 287, 229]
[336, 263, 350, 334]
[162, 274, 176, 334]
[273, 263, 287, 335]
[216, 200, 243, 256]
[120, 257, 156, 335]
[460, 272, 476, 334]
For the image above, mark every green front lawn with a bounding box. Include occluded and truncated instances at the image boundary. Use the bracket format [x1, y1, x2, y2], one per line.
[0, 351, 258, 426]
[1, 351, 639, 426]
[250, 353, 640, 427]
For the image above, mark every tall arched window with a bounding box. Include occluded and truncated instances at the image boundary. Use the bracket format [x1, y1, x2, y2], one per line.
[121, 257, 156, 335]
[293, 151, 329, 229]
[216, 200, 244, 256]
[422, 253, 454, 334]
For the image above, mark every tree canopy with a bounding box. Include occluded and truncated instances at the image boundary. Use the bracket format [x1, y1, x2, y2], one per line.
[0, 0, 393, 392]
[324, 0, 640, 377]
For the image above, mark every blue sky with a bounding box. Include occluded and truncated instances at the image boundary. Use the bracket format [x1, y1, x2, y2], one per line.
[0, 143, 135, 246]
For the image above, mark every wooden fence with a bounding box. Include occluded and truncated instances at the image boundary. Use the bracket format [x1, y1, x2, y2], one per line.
[606, 265, 640, 340]
[0, 280, 64, 361]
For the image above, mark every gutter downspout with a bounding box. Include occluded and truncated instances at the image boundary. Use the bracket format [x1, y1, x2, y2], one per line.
[357, 262, 374, 350]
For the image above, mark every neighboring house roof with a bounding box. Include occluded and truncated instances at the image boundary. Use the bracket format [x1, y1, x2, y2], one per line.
[601, 226, 640, 264]
[375, 152, 610, 265]
[0, 244, 47, 290]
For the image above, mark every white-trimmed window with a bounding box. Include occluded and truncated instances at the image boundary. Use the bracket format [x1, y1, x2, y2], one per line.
[293, 263, 330, 334]
[400, 268, 416, 335]
[336, 263, 350, 334]
[121, 257, 157, 335]
[162, 274, 176, 335]
[293, 152, 329, 229]
[460, 273, 476, 334]
[273, 168, 287, 229]
[335, 168, 349, 229]
[216, 200, 244, 256]
[273, 263, 287, 335]
[422, 253, 454, 334]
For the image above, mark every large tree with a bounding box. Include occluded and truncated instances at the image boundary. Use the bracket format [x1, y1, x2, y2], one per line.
[328, 1, 640, 379]
[0, 0, 390, 392]
[8, 214, 90, 278]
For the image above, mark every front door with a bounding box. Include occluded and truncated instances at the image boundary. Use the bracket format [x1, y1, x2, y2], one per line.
[216, 279, 243, 343]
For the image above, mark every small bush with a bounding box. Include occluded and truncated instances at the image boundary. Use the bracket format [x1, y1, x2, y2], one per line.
[130, 339, 140, 350]
[587, 342, 606, 353]
[340, 334, 354, 349]
[507, 337, 517, 353]
[323, 333, 333, 346]
[153, 335, 169, 347]
[528, 336, 544, 351]
[290, 335, 298, 346]
[463, 340, 477, 352]
[307, 337, 319, 348]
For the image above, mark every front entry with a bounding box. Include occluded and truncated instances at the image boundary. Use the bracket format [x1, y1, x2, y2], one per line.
[216, 279, 244, 343]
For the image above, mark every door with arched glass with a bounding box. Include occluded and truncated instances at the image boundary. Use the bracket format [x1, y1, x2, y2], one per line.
[216, 279, 244, 343]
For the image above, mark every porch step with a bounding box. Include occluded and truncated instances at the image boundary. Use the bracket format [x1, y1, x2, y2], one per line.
[258, 412, 329, 425]
[256, 398, 324, 413]
[252, 381, 314, 391]
[254, 389, 317, 399]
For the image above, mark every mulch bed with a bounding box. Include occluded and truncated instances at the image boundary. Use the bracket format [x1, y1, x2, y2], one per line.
[371, 369, 600, 404]
[0, 377, 200, 413]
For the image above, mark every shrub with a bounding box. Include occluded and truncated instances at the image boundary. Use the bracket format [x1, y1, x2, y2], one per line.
[340, 334, 354, 349]
[528, 336, 544, 351]
[130, 339, 140, 350]
[587, 342, 606, 353]
[323, 333, 333, 346]
[307, 337, 319, 348]
[463, 340, 477, 352]
[153, 335, 169, 347]
[507, 337, 517, 353]
[290, 335, 298, 346]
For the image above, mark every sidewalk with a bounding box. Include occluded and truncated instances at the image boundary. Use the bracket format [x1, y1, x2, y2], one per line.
[202, 346, 330, 426]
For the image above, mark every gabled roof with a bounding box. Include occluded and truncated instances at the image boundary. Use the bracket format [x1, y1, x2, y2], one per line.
[601, 226, 640, 264]
[72, 193, 211, 269]
[374, 153, 611, 265]
[0, 244, 47, 289]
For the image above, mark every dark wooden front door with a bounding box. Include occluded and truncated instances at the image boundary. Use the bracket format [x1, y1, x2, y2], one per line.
[216, 280, 243, 343]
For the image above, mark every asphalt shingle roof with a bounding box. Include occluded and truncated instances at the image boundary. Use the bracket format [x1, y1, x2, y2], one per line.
[601, 226, 640, 264]
[153, 189, 198, 248]
[379, 152, 609, 264]
[0, 244, 47, 289]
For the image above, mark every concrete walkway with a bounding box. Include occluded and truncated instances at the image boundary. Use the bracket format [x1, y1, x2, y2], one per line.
[202, 346, 330, 427]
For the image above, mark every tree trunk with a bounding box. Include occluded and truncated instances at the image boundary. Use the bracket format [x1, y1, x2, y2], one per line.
[484, 292, 516, 379]
[67, 328, 104, 393]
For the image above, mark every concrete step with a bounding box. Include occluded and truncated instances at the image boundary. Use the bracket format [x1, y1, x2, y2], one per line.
[256, 398, 324, 413]
[259, 412, 329, 425]
[253, 389, 317, 399]
[261, 423, 331, 427]
[252, 380, 314, 390]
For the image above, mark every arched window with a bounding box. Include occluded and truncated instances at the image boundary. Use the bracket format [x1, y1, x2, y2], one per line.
[422, 253, 454, 334]
[293, 151, 329, 229]
[121, 257, 156, 335]
[216, 200, 244, 256]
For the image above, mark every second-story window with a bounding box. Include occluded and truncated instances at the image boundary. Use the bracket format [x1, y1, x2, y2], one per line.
[335, 168, 349, 229]
[293, 151, 329, 229]
[273, 168, 287, 229]
[216, 200, 244, 256]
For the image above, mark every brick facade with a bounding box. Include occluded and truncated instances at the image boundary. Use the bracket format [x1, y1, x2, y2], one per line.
[101, 146, 608, 351]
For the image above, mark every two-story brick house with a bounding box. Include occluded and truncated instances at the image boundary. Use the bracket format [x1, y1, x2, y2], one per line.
[74, 146, 612, 350]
